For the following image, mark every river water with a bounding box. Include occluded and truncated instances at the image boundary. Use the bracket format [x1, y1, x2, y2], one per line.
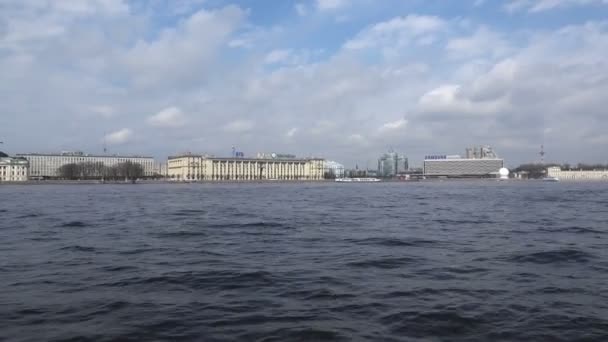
[1, 181, 607, 341]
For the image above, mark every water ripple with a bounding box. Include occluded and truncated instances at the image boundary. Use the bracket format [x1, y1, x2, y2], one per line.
[1, 182, 608, 341]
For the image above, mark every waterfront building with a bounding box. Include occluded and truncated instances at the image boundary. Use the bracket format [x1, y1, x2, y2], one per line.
[156, 163, 168, 178]
[167, 154, 325, 181]
[17, 151, 156, 179]
[378, 150, 408, 178]
[547, 167, 608, 181]
[424, 146, 504, 177]
[0, 152, 29, 182]
[324, 161, 345, 178]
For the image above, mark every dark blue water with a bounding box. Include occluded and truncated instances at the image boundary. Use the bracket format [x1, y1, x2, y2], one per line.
[1, 182, 608, 341]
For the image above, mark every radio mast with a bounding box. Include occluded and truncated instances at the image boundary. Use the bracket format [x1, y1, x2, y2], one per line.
[103, 132, 107, 154]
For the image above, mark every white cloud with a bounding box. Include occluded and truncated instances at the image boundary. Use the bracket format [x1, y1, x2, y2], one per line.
[122, 6, 245, 88]
[2, 0, 608, 166]
[505, 0, 608, 13]
[446, 27, 511, 59]
[286, 128, 298, 137]
[105, 128, 133, 145]
[147, 107, 187, 127]
[344, 15, 446, 50]
[89, 105, 116, 118]
[345, 133, 369, 147]
[49, 0, 129, 16]
[265, 49, 292, 64]
[295, 3, 308, 16]
[380, 119, 408, 131]
[417, 83, 509, 117]
[316, 0, 349, 11]
[223, 120, 255, 133]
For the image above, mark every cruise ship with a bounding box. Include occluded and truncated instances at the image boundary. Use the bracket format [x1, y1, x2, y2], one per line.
[335, 178, 381, 182]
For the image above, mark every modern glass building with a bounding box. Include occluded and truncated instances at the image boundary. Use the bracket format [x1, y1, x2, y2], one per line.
[377, 151, 408, 178]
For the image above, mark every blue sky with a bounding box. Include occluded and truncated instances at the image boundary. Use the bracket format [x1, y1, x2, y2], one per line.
[1, 0, 608, 167]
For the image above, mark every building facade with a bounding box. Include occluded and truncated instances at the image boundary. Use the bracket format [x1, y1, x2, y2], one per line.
[168, 154, 325, 181]
[424, 146, 504, 177]
[324, 160, 345, 178]
[547, 167, 608, 181]
[0, 156, 29, 182]
[17, 152, 156, 179]
[378, 151, 408, 178]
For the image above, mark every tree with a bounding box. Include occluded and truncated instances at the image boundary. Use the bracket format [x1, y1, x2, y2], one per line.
[114, 161, 143, 183]
[57, 163, 80, 179]
[57, 161, 143, 181]
[324, 170, 336, 179]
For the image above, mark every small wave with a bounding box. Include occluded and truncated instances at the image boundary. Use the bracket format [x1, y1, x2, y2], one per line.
[58, 221, 88, 228]
[351, 237, 440, 247]
[530, 286, 587, 294]
[60, 245, 96, 252]
[244, 328, 346, 342]
[205, 221, 286, 229]
[16, 213, 42, 219]
[511, 314, 608, 340]
[118, 247, 167, 255]
[282, 288, 357, 301]
[434, 218, 495, 226]
[347, 256, 420, 269]
[239, 221, 285, 228]
[381, 310, 483, 337]
[426, 266, 489, 275]
[99, 265, 138, 272]
[171, 209, 207, 217]
[29, 237, 60, 242]
[210, 314, 317, 328]
[153, 231, 208, 238]
[507, 272, 542, 283]
[540, 226, 604, 234]
[103, 270, 277, 290]
[505, 249, 595, 264]
[379, 288, 506, 299]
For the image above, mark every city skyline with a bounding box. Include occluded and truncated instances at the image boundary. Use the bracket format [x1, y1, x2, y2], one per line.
[1, 0, 608, 167]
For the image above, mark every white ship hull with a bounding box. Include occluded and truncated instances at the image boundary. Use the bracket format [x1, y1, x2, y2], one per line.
[335, 178, 381, 182]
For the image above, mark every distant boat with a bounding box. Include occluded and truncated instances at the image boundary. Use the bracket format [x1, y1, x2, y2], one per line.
[335, 178, 381, 182]
[542, 176, 559, 182]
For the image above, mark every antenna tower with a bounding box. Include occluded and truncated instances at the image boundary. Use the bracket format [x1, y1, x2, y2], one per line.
[539, 145, 545, 165]
[103, 132, 107, 154]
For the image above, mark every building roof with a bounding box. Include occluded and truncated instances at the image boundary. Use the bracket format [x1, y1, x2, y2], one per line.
[17, 153, 153, 159]
[0, 151, 8, 158]
[168, 155, 324, 162]
[0, 157, 29, 165]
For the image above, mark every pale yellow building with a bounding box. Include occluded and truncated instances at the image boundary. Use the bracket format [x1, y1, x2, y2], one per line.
[547, 167, 608, 181]
[168, 154, 325, 181]
[0, 157, 29, 182]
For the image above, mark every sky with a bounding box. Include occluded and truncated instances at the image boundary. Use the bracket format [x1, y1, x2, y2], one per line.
[1, 0, 608, 168]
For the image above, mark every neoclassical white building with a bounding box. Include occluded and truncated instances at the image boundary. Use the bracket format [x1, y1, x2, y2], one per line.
[325, 160, 345, 178]
[547, 167, 608, 181]
[168, 154, 325, 181]
[0, 156, 29, 182]
[17, 151, 156, 179]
